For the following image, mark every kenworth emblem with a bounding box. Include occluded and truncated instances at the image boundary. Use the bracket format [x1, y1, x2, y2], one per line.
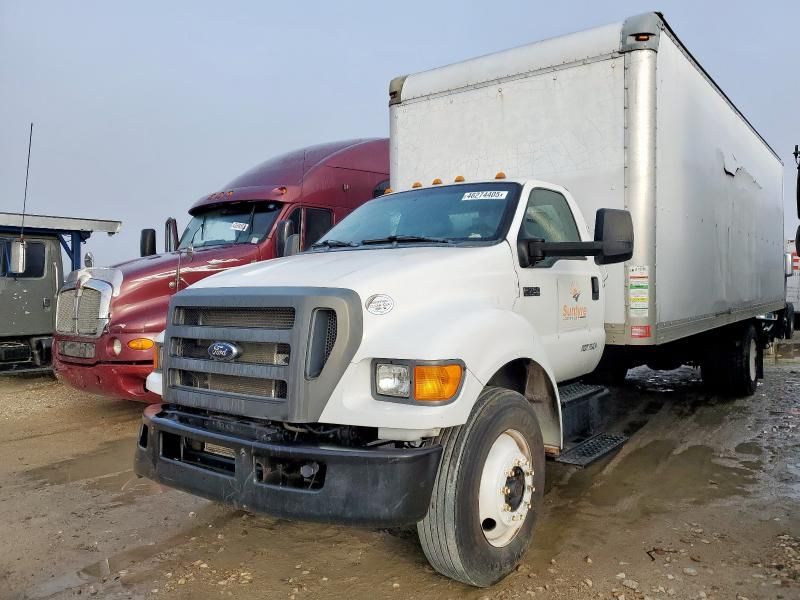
[207, 341, 241, 361]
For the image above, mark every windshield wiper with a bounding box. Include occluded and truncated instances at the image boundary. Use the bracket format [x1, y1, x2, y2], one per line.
[311, 239, 360, 249]
[360, 235, 454, 246]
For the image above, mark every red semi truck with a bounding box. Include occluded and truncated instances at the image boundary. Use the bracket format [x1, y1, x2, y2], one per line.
[53, 138, 389, 401]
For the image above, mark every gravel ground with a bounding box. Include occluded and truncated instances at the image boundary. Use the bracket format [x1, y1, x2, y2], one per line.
[0, 360, 798, 600]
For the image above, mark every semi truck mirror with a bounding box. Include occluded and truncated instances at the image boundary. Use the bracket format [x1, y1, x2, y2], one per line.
[594, 208, 634, 265]
[9, 238, 26, 274]
[140, 228, 157, 257]
[275, 220, 297, 257]
[164, 218, 179, 253]
[84, 252, 95, 268]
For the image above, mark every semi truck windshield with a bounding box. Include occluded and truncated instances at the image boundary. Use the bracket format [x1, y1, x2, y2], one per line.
[314, 182, 521, 248]
[179, 202, 281, 250]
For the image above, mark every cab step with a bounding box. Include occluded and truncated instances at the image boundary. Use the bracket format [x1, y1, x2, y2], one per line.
[555, 433, 627, 467]
[558, 381, 608, 441]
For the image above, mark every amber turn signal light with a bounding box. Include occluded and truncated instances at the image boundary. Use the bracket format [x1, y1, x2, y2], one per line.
[152, 346, 159, 370]
[414, 364, 463, 401]
[128, 338, 155, 351]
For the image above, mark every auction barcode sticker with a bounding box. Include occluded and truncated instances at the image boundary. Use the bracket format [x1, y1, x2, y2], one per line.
[462, 190, 509, 201]
[230, 222, 250, 232]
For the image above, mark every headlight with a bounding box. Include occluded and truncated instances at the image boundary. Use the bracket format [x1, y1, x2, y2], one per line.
[111, 338, 122, 355]
[374, 361, 464, 402]
[375, 363, 411, 398]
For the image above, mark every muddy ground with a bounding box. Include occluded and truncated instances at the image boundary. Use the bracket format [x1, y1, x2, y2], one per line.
[1, 361, 798, 600]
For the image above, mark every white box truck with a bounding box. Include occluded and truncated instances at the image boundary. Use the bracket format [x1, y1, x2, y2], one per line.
[136, 13, 785, 587]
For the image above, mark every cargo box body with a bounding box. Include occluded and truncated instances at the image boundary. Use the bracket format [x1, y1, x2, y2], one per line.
[389, 12, 784, 347]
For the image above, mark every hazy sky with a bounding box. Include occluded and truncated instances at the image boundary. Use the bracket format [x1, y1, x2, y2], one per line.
[2, 1, 798, 266]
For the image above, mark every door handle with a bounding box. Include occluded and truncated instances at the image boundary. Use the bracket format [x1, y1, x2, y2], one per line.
[591, 277, 600, 301]
[43, 297, 51, 309]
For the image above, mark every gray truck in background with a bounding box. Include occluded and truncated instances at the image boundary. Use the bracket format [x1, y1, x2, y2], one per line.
[0, 212, 121, 372]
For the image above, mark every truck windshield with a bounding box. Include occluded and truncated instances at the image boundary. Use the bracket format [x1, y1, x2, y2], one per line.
[179, 202, 281, 250]
[313, 182, 521, 249]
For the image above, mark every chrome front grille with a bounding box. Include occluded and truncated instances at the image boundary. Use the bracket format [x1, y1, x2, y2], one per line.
[175, 307, 295, 329]
[76, 289, 102, 334]
[55, 290, 77, 333]
[55, 286, 107, 337]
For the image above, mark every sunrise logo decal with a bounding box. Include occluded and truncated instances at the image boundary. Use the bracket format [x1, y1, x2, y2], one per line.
[563, 284, 587, 320]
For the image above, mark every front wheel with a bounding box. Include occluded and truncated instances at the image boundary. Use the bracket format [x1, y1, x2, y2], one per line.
[417, 387, 545, 587]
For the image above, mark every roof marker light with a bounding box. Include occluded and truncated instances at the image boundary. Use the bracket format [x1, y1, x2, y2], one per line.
[412, 181, 423, 188]
[383, 188, 393, 195]
[634, 33, 651, 42]
[454, 175, 465, 182]
[432, 178, 442, 185]
[495, 172, 506, 180]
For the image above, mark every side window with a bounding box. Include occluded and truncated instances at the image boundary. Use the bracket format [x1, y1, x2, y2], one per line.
[0, 240, 46, 278]
[520, 188, 581, 267]
[303, 208, 333, 250]
[373, 179, 390, 199]
[521, 189, 580, 242]
[287, 207, 302, 239]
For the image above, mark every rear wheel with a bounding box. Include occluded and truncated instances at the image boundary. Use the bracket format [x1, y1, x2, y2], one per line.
[417, 387, 545, 587]
[728, 324, 759, 396]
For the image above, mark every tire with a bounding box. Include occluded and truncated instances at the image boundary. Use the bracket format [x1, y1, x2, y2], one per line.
[727, 323, 759, 397]
[417, 387, 545, 587]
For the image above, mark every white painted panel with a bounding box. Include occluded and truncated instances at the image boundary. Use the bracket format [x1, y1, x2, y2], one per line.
[391, 57, 627, 323]
[655, 35, 784, 325]
[401, 22, 622, 102]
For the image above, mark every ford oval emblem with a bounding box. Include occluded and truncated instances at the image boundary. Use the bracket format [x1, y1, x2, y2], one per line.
[207, 341, 241, 361]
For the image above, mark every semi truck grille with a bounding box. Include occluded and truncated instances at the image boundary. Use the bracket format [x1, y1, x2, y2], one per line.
[175, 307, 295, 329]
[55, 290, 77, 333]
[171, 338, 290, 366]
[55, 288, 103, 336]
[171, 369, 287, 400]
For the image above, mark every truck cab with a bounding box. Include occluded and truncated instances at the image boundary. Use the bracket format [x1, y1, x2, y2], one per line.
[53, 138, 389, 401]
[136, 176, 631, 586]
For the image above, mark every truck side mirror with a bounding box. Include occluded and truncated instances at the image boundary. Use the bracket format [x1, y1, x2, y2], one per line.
[9, 238, 26, 274]
[164, 218, 179, 253]
[517, 208, 633, 267]
[275, 220, 300, 257]
[140, 228, 156, 257]
[84, 252, 95, 268]
[593, 208, 634, 265]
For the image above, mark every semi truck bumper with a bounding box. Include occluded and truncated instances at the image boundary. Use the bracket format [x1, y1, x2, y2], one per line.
[53, 357, 158, 402]
[134, 404, 442, 527]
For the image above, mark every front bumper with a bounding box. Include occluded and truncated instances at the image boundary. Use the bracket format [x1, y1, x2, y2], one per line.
[53, 356, 158, 402]
[134, 404, 443, 527]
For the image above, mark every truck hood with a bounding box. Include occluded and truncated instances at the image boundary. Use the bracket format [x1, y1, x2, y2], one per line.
[190, 244, 518, 312]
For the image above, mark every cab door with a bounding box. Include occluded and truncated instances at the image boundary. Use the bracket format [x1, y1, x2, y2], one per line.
[512, 187, 604, 382]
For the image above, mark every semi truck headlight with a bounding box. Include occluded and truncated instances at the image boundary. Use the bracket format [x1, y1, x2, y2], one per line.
[375, 364, 411, 397]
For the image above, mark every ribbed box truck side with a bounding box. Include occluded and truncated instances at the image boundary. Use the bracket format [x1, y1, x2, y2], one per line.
[390, 12, 785, 376]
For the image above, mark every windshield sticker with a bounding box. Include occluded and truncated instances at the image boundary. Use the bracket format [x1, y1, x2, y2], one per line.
[462, 190, 509, 201]
[230, 222, 250, 232]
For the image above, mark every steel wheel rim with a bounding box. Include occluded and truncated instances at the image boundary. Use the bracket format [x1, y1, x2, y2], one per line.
[748, 338, 757, 381]
[478, 429, 534, 548]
